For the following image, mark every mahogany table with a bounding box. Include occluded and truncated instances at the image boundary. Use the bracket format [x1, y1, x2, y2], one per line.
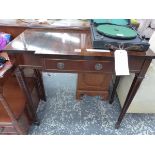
[4, 29, 155, 128]
[0, 20, 106, 99]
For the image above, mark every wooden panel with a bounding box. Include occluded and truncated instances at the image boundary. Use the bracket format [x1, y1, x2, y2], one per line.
[8, 53, 145, 74]
[0, 26, 26, 38]
[77, 73, 112, 90]
[129, 57, 145, 72]
[76, 73, 112, 100]
[8, 53, 42, 68]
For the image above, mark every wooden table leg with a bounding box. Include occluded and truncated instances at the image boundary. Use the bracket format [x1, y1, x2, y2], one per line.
[109, 76, 121, 104]
[115, 74, 144, 128]
[115, 59, 152, 129]
[34, 69, 46, 102]
[15, 67, 39, 125]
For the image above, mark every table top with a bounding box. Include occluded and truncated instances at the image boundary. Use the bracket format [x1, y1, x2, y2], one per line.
[0, 19, 90, 30]
[4, 29, 91, 55]
[4, 29, 155, 59]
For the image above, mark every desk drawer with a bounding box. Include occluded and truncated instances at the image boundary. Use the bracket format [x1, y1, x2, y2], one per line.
[44, 59, 113, 73]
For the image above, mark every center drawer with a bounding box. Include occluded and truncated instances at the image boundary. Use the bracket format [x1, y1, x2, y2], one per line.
[43, 59, 114, 73]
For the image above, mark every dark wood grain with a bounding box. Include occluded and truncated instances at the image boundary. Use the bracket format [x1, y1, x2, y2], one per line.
[76, 73, 112, 100]
[3, 28, 155, 129]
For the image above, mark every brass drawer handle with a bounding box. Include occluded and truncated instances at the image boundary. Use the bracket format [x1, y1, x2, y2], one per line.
[95, 63, 103, 70]
[57, 62, 65, 69]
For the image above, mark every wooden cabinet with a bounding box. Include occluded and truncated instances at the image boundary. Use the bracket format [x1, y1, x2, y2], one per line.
[76, 73, 112, 100]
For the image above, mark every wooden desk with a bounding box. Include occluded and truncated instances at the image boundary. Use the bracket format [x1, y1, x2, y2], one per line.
[4, 29, 155, 128]
[0, 19, 106, 99]
[0, 20, 116, 100]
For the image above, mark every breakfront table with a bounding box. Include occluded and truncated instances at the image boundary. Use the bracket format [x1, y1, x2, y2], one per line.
[0, 19, 108, 99]
[4, 29, 155, 128]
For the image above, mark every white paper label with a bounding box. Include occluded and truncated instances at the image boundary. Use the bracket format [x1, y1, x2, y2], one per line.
[74, 49, 110, 52]
[86, 49, 110, 52]
[114, 50, 130, 75]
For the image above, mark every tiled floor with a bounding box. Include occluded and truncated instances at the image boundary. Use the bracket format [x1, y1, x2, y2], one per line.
[29, 73, 155, 135]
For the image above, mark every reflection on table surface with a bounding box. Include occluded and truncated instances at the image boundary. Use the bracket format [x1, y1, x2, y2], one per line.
[0, 19, 90, 29]
[4, 29, 93, 56]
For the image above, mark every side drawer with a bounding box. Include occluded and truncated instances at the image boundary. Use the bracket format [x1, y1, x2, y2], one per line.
[43, 59, 114, 73]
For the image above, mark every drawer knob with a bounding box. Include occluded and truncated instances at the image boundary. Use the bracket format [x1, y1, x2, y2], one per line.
[57, 62, 65, 69]
[95, 63, 103, 70]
